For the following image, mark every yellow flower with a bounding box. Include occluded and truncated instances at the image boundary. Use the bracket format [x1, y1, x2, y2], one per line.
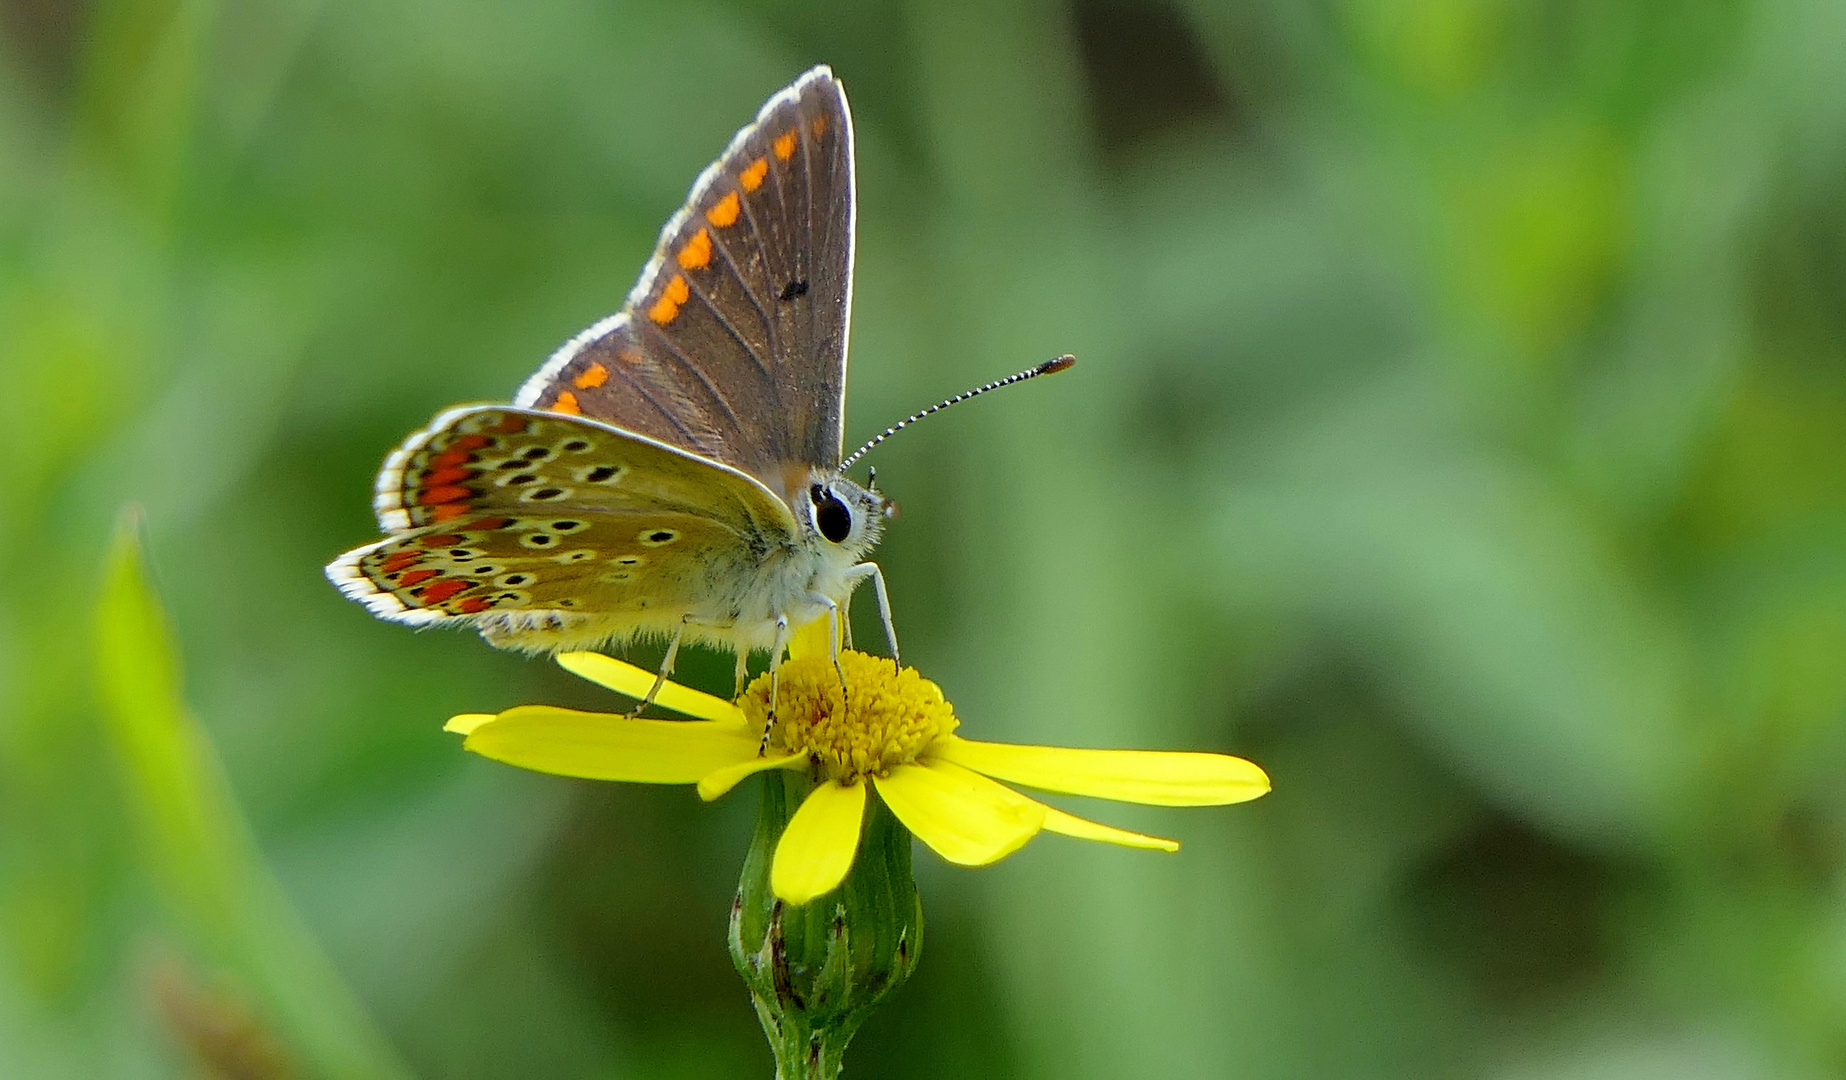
[447, 627, 1270, 905]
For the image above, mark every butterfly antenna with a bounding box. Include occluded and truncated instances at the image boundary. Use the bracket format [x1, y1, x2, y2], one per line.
[840, 355, 1076, 472]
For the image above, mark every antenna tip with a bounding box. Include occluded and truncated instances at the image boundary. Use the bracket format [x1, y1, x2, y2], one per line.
[1038, 354, 1077, 375]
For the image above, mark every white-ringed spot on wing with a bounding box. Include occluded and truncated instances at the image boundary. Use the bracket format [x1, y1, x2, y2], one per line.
[553, 550, 595, 564]
[576, 464, 625, 484]
[547, 520, 585, 532]
[496, 471, 541, 487]
[519, 446, 553, 462]
[608, 570, 635, 583]
[637, 529, 679, 547]
[495, 572, 534, 587]
[615, 555, 644, 567]
[471, 564, 502, 575]
[489, 590, 531, 606]
[446, 548, 481, 560]
[560, 439, 592, 454]
[519, 533, 558, 549]
[519, 486, 571, 503]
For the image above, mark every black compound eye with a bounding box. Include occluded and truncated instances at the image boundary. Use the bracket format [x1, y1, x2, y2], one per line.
[811, 485, 853, 544]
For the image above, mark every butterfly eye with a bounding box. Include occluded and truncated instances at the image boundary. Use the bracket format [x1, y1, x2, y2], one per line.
[811, 486, 853, 544]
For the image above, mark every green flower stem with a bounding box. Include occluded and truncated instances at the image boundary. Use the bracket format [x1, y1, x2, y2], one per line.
[730, 770, 923, 1079]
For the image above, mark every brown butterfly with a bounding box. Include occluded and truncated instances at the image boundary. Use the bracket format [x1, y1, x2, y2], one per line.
[327, 66, 896, 693]
[326, 66, 1070, 702]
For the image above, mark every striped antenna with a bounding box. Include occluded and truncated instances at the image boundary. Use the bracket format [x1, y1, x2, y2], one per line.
[839, 355, 1076, 472]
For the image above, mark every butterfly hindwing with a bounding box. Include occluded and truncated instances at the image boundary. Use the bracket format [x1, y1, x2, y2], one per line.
[330, 405, 803, 642]
[330, 512, 772, 648]
[514, 66, 853, 491]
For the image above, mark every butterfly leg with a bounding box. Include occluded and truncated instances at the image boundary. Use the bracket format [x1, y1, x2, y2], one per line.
[733, 650, 751, 700]
[845, 562, 900, 665]
[805, 593, 850, 694]
[625, 618, 688, 719]
[760, 614, 792, 756]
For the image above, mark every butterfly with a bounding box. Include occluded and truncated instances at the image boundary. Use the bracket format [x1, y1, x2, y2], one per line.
[325, 66, 898, 698]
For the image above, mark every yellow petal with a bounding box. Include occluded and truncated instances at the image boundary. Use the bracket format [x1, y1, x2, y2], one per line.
[462, 706, 756, 783]
[785, 615, 837, 662]
[872, 761, 1044, 866]
[696, 751, 805, 802]
[556, 652, 745, 723]
[1040, 807, 1179, 852]
[929, 735, 1270, 806]
[771, 780, 866, 904]
[444, 713, 495, 735]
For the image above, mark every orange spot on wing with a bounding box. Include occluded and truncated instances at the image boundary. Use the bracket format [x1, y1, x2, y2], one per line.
[676, 228, 712, 271]
[648, 274, 691, 325]
[419, 484, 472, 505]
[450, 434, 492, 451]
[810, 115, 828, 137]
[382, 552, 422, 573]
[429, 447, 475, 469]
[421, 579, 473, 604]
[432, 504, 471, 522]
[617, 348, 645, 365]
[399, 569, 440, 588]
[456, 597, 493, 614]
[422, 466, 471, 486]
[706, 191, 741, 228]
[740, 157, 768, 192]
[551, 390, 581, 414]
[773, 130, 797, 159]
[491, 415, 528, 434]
[573, 362, 609, 389]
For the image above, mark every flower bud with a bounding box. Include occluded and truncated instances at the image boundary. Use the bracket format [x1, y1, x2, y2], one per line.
[729, 770, 923, 1079]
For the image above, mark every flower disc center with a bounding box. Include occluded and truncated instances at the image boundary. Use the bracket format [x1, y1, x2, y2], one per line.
[740, 651, 958, 781]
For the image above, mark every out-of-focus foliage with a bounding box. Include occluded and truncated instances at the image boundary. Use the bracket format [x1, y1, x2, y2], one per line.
[2, 0, 1844, 1077]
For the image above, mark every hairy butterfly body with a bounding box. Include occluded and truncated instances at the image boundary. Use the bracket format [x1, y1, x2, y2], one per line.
[327, 67, 896, 683]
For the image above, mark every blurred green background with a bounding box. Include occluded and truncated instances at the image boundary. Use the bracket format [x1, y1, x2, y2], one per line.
[6, 0, 1846, 1076]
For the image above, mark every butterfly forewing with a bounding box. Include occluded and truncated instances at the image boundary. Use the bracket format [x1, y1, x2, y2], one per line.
[514, 67, 854, 493]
